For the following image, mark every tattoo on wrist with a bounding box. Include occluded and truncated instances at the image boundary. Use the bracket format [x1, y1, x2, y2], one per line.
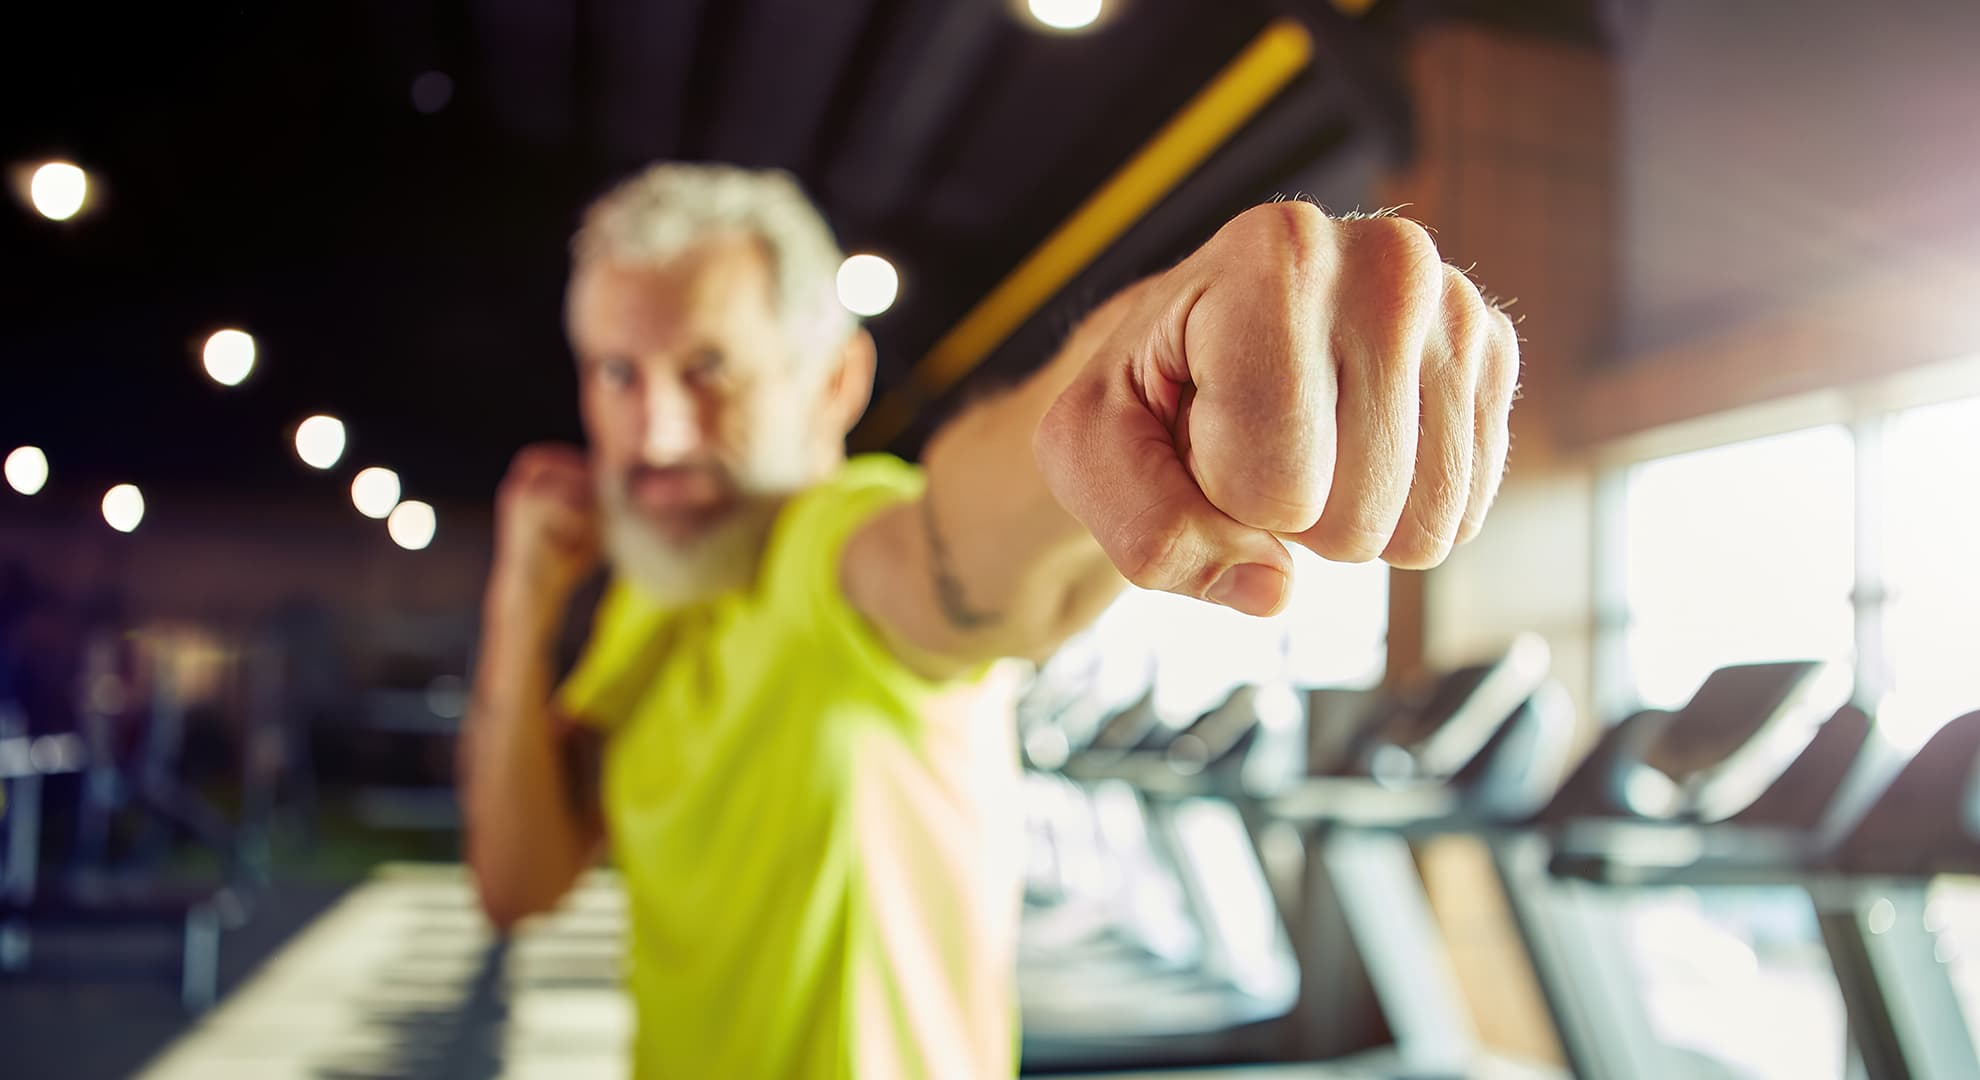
[920, 492, 1000, 630]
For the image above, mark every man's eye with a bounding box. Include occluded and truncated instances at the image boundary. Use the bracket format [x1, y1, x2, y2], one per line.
[685, 348, 726, 384]
[596, 359, 638, 390]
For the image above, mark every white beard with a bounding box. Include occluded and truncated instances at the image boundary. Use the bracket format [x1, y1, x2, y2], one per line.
[598, 488, 777, 607]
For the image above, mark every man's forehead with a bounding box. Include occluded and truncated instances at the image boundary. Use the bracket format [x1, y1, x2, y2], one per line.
[568, 238, 777, 344]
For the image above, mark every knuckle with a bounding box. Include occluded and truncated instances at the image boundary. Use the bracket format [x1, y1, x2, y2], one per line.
[1440, 266, 1490, 350]
[1033, 395, 1079, 471]
[1224, 200, 1336, 282]
[1203, 465, 1324, 535]
[1361, 215, 1442, 278]
[510, 444, 569, 481]
[1423, 467, 1470, 527]
[1038, 369, 1107, 453]
[1490, 309, 1520, 362]
[1390, 492, 1464, 569]
[1483, 333, 1522, 404]
[1456, 511, 1488, 546]
[1241, 198, 1331, 243]
[1306, 512, 1393, 564]
[1385, 528, 1451, 570]
[1440, 260, 1473, 295]
[1340, 222, 1444, 354]
[1459, 478, 1501, 543]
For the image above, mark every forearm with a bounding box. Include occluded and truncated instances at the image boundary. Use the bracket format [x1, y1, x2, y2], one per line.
[458, 583, 600, 929]
[888, 282, 1158, 666]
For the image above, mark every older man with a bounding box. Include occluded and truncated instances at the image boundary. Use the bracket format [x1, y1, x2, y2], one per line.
[462, 163, 1517, 1078]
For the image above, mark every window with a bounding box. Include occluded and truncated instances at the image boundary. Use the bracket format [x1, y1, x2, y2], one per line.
[1617, 425, 1856, 709]
[1603, 391, 1980, 744]
[1880, 396, 1980, 748]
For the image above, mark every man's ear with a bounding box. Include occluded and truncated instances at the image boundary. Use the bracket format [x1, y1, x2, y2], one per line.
[821, 328, 878, 439]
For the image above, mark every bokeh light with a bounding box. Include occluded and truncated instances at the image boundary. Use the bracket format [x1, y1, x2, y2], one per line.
[5, 446, 48, 496]
[101, 484, 145, 533]
[388, 500, 436, 550]
[351, 466, 402, 519]
[836, 253, 900, 317]
[410, 71, 454, 114]
[1867, 897, 1897, 935]
[294, 414, 347, 470]
[425, 674, 468, 719]
[29, 161, 88, 221]
[202, 329, 257, 386]
[1026, 0, 1103, 32]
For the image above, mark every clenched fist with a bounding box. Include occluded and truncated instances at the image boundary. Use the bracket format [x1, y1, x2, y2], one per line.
[491, 443, 602, 615]
[1036, 202, 1519, 618]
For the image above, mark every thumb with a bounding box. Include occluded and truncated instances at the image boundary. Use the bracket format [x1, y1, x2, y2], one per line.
[1035, 359, 1293, 617]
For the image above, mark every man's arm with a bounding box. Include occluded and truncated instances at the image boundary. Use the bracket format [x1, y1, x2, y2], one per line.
[845, 202, 1520, 677]
[840, 283, 1143, 676]
[459, 445, 605, 930]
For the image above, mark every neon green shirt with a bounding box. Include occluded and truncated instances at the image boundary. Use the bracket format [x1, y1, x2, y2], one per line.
[557, 454, 1021, 1079]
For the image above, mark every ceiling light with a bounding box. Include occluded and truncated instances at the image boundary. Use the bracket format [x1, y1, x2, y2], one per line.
[351, 467, 402, 519]
[102, 484, 145, 533]
[202, 328, 257, 386]
[1026, 0, 1103, 32]
[5, 446, 48, 496]
[28, 161, 88, 221]
[388, 500, 436, 550]
[836, 254, 900, 318]
[294, 414, 347, 470]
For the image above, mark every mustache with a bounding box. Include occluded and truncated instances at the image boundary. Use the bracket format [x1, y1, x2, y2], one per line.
[603, 464, 743, 534]
[615, 463, 732, 492]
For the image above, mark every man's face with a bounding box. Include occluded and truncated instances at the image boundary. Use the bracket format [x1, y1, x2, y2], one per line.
[567, 236, 833, 602]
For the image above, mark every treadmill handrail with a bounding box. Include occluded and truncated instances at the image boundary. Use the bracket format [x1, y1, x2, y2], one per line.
[1683, 661, 1851, 822]
[1268, 777, 1460, 827]
[1413, 632, 1553, 778]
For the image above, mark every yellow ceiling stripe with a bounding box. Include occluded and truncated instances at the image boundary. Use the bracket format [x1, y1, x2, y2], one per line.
[856, 17, 1314, 448]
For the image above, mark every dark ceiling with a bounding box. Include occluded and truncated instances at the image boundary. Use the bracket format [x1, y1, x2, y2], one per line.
[0, 0, 1611, 512]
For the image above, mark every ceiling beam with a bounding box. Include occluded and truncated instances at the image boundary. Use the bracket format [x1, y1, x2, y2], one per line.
[854, 17, 1315, 448]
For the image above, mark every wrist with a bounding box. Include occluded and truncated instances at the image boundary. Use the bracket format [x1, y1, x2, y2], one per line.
[483, 562, 574, 640]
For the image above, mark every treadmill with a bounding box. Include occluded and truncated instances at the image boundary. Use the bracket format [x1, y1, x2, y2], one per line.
[1266, 634, 1573, 1076]
[1020, 681, 1305, 1071]
[1491, 659, 1868, 1080]
[1543, 706, 1980, 1080]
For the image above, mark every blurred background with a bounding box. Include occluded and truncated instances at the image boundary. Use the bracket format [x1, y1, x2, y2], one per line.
[4, 0, 1979, 1077]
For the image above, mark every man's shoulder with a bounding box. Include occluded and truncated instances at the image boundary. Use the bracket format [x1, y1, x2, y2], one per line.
[760, 451, 962, 697]
[819, 453, 924, 501]
[769, 454, 924, 550]
[755, 454, 934, 671]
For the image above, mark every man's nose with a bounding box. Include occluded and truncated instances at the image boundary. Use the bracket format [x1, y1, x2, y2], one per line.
[637, 376, 703, 464]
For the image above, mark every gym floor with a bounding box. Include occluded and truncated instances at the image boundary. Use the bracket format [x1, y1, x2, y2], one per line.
[0, 884, 347, 1080]
[21, 864, 1557, 1080]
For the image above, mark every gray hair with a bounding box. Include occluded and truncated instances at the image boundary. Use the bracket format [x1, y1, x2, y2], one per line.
[572, 162, 856, 365]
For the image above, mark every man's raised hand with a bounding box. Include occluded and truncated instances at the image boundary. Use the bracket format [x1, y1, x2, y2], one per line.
[1036, 202, 1520, 617]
